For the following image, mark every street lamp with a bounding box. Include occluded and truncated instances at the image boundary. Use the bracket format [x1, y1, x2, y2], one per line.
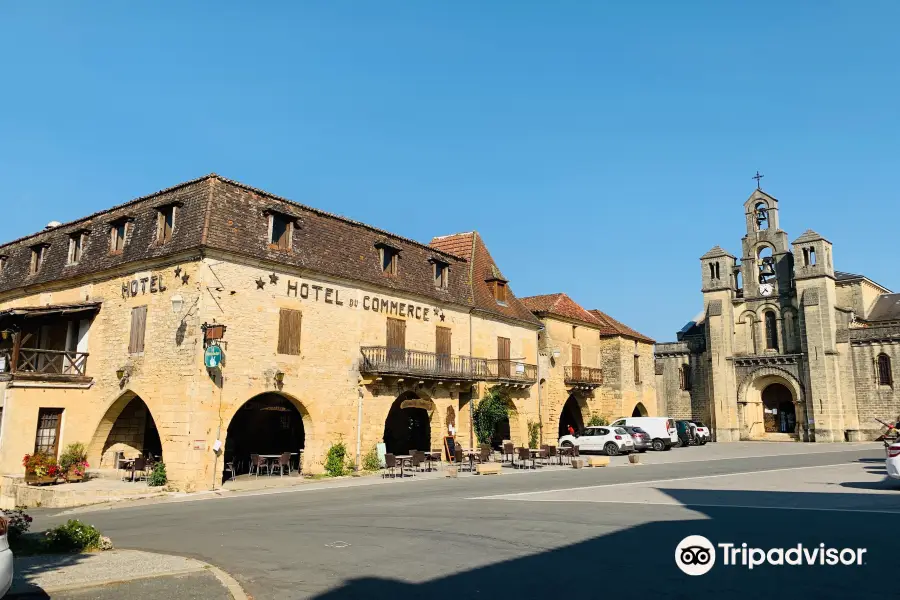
[171, 294, 184, 314]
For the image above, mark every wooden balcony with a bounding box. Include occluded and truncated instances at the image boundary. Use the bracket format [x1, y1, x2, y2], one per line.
[564, 365, 603, 387]
[1, 348, 91, 383]
[360, 347, 481, 382]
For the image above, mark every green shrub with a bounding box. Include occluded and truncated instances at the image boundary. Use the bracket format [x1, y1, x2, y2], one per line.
[43, 520, 102, 553]
[474, 388, 510, 445]
[527, 421, 541, 449]
[6, 510, 32, 541]
[362, 446, 381, 471]
[587, 414, 608, 427]
[324, 442, 349, 477]
[147, 462, 167, 487]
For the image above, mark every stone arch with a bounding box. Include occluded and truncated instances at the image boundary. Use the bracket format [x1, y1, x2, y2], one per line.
[221, 391, 313, 476]
[383, 391, 435, 455]
[87, 388, 166, 469]
[737, 367, 804, 439]
[755, 243, 775, 259]
[632, 402, 649, 417]
[558, 393, 589, 438]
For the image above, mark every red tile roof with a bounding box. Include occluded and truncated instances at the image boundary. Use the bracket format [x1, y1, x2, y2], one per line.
[430, 232, 540, 327]
[520, 293, 603, 328]
[589, 309, 655, 344]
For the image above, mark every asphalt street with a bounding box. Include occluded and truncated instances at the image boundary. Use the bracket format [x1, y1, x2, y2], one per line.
[30, 443, 898, 600]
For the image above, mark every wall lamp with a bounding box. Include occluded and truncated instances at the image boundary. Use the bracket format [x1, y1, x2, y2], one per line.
[116, 366, 131, 387]
[274, 370, 285, 384]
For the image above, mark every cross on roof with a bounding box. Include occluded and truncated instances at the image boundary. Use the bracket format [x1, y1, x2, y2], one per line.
[753, 171, 764, 190]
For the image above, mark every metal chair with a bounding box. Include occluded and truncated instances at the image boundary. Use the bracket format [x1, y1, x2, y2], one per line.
[132, 457, 147, 481]
[502, 442, 515, 464]
[250, 454, 269, 477]
[517, 447, 535, 469]
[273, 452, 291, 476]
[383, 454, 397, 478]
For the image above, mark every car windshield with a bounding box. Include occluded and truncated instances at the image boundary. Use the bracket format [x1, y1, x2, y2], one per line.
[631, 427, 646, 433]
[614, 428, 628, 435]
[695, 422, 706, 428]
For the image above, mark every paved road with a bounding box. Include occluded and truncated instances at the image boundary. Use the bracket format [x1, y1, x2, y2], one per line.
[31, 444, 897, 599]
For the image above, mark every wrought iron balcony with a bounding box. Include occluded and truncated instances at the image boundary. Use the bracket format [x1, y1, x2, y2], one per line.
[360, 346, 481, 382]
[480, 359, 538, 384]
[1, 348, 91, 382]
[564, 365, 603, 386]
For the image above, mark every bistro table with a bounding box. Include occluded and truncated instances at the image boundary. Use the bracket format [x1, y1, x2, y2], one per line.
[258, 453, 299, 475]
[461, 449, 480, 471]
[393, 455, 412, 477]
[424, 451, 441, 471]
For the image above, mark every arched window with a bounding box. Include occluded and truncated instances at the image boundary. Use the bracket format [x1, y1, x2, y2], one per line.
[755, 202, 769, 230]
[764, 311, 778, 351]
[783, 311, 795, 352]
[877, 353, 893, 386]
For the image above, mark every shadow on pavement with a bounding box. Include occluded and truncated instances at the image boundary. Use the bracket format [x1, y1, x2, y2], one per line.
[9, 550, 89, 598]
[312, 487, 893, 600]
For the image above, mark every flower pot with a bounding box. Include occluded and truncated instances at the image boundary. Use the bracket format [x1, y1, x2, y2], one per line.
[64, 472, 84, 483]
[24, 473, 57, 485]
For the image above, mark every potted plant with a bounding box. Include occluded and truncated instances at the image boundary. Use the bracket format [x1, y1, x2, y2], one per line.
[23, 452, 60, 485]
[58, 442, 89, 483]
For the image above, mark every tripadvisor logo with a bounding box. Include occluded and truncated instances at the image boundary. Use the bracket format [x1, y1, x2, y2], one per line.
[675, 536, 867, 576]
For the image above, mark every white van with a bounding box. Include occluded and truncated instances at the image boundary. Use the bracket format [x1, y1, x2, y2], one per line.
[610, 417, 678, 451]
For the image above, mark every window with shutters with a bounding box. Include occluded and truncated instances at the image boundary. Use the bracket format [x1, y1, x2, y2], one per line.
[497, 336, 511, 378]
[129, 305, 148, 354]
[633, 354, 641, 385]
[67, 232, 85, 265]
[277, 309, 302, 355]
[157, 204, 177, 244]
[386, 318, 406, 365]
[377, 243, 400, 275]
[493, 281, 507, 305]
[110, 219, 131, 254]
[268, 213, 293, 251]
[877, 353, 893, 386]
[34, 408, 63, 456]
[436, 326, 451, 372]
[30, 244, 48, 274]
[433, 259, 449, 288]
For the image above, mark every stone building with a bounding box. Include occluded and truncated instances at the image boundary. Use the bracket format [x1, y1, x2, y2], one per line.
[0, 174, 550, 491]
[655, 187, 900, 442]
[520, 293, 657, 441]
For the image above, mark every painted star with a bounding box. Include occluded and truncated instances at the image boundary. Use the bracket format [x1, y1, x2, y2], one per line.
[269, 273, 279, 284]
[174, 266, 182, 277]
[255, 278, 266, 289]
[181, 274, 190, 285]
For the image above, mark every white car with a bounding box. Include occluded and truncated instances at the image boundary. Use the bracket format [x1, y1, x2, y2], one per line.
[610, 417, 678, 451]
[559, 426, 634, 456]
[693, 421, 711, 444]
[0, 512, 13, 597]
[887, 441, 900, 480]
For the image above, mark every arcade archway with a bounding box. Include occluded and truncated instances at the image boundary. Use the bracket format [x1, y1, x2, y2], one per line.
[383, 392, 432, 455]
[559, 395, 586, 438]
[89, 391, 163, 468]
[632, 403, 649, 417]
[224, 393, 306, 476]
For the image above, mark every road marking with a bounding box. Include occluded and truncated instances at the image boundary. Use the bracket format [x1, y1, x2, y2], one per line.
[468, 462, 868, 500]
[499, 498, 900, 515]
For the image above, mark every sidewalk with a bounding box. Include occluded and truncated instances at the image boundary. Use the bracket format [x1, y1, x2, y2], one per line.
[8, 550, 247, 599]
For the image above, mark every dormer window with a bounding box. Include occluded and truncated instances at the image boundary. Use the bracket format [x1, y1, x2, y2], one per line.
[67, 231, 87, 264]
[432, 259, 449, 289]
[265, 209, 298, 251]
[156, 202, 180, 245]
[489, 280, 508, 305]
[376, 242, 400, 275]
[30, 243, 49, 274]
[109, 218, 132, 254]
[0, 255, 6, 274]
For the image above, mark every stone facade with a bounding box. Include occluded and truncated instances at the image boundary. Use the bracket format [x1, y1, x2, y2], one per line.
[0, 175, 554, 492]
[655, 187, 899, 442]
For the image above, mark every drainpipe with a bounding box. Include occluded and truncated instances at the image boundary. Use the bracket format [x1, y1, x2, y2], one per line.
[469, 308, 475, 449]
[537, 326, 543, 446]
[356, 386, 363, 471]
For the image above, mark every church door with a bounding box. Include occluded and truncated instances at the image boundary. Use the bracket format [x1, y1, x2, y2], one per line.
[762, 383, 795, 433]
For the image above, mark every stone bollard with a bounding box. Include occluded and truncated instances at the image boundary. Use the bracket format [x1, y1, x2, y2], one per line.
[586, 456, 610, 467]
[571, 458, 585, 469]
[628, 453, 641, 465]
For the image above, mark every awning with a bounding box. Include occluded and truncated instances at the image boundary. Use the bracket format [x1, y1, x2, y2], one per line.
[0, 302, 101, 320]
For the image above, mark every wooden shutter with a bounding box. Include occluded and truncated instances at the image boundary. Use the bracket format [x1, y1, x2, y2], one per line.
[436, 327, 451, 356]
[35, 408, 63, 456]
[277, 309, 302, 355]
[498, 336, 511, 378]
[387, 318, 406, 349]
[571, 345, 581, 366]
[129, 306, 147, 354]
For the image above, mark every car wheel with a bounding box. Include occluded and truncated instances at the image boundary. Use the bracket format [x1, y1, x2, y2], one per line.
[561, 441, 573, 448]
[663, 444, 673, 451]
[651, 439, 665, 452]
[700, 440, 707, 446]
[605, 443, 619, 456]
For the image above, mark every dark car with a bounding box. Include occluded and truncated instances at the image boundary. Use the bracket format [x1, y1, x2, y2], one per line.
[623, 426, 650, 452]
[675, 420, 697, 447]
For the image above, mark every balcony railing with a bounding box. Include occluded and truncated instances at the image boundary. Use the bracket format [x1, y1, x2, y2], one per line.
[564, 365, 603, 386]
[360, 347, 481, 381]
[1, 348, 90, 380]
[480, 359, 538, 384]
[359, 347, 538, 384]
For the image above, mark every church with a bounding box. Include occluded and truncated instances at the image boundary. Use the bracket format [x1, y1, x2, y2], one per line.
[655, 185, 900, 442]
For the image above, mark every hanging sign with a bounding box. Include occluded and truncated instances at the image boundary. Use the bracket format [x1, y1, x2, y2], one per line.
[204, 345, 223, 368]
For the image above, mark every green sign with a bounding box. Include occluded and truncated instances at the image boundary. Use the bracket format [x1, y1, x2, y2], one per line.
[204, 345, 223, 368]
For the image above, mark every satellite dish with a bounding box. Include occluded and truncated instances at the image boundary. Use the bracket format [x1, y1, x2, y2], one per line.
[45, 221, 62, 229]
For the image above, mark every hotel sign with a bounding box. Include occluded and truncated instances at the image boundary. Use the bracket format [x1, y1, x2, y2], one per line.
[286, 279, 444, 322]
[121, 273, 167, 298]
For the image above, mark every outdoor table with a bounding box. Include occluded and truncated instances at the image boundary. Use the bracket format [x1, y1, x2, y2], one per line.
[258, 453, 299, 475]
[394, 454, 412, 477]
[425, 451, 441, 471]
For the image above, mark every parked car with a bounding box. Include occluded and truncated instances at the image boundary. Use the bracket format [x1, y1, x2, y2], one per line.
[610, 417, 678, 451]
[623, 426, 650, 452]
[692, 422, 710, 444]
[887, 441, 900, 480]
[675, 420, 697, 447]
[0, 511, 14, 598]
[559, 426, 634, 456]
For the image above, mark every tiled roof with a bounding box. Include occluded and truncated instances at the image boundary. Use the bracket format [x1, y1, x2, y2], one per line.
[700, 245, 734, 260]
[588, 309, 655, 344]
[520, 293, 602, 328]
[792, 229, 829, 244]
[866, 293, 900, 322]
[430, 232, 540, 327]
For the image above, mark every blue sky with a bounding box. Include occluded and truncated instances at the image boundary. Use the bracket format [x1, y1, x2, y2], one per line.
[1, 2, 897, 341]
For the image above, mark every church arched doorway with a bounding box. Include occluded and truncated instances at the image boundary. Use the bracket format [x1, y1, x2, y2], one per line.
[559, 395, 585, 438]
[383, 392, 432, 455]
[224, 393, 306, 477]
[632, 403, 648, 417]
[762, 383, 795, 433]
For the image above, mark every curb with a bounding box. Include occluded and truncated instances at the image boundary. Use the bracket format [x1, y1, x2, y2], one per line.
[7, 552, 249, 600]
